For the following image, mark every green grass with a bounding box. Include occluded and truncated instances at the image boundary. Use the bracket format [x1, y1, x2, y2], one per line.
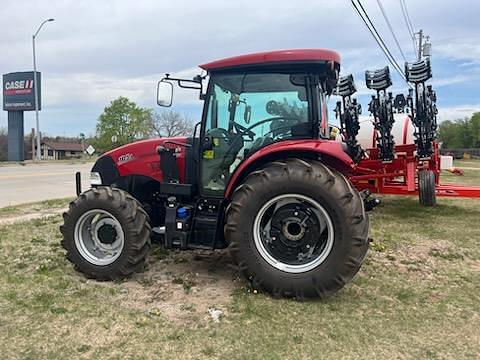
[0, 165, 479, 359]
[0, 198, 73, 218]
[441, 158, 480, 186]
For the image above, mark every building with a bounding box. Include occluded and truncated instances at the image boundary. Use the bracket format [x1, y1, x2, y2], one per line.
[37, 140, 85, 160]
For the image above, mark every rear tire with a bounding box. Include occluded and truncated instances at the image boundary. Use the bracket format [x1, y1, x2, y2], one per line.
[225, 159, 369, 298]
[60, 187, 151, 280]
[418, 169, 437, 206]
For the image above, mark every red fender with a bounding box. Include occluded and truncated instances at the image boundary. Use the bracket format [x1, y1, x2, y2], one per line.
[225, 139, 355, 198]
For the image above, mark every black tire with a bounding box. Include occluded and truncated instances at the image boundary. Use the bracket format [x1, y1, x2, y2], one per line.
[225, 159, 369, 298]
[418, 169, 437, 207]
[60, 186, 151, 280]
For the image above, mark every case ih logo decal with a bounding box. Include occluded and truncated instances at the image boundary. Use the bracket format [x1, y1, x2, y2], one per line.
[4, 80, 34, 95]
[2, 71, 41, 111]
[118, 153, 135, 165]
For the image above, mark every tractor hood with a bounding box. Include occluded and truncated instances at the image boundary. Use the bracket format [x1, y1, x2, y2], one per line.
[92, 137, 189, 185]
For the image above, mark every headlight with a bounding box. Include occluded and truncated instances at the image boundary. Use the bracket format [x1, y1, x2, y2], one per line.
[90, 172, 102, 185]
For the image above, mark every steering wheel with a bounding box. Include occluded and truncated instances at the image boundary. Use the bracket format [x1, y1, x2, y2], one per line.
[229, 116, 302, 143]
[243, 116, 301, 138]
[229, 121, 256, 140]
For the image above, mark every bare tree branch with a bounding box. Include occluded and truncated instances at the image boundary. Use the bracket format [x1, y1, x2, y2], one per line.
[152, 110, 194, 138]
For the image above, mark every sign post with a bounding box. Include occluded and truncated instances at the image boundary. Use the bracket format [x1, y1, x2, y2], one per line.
[2, 71, 41, 161]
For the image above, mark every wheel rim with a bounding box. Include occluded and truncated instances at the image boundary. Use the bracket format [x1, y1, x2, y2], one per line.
[253, 194, 334, 273]
[74, 209, 125, 266]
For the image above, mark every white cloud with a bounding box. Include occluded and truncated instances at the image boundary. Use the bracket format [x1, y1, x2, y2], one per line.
[43, 67, 204, 109]
[434, 37, 480, 64]
[437, 105, 480, 121]
[2, 0, 480, 135]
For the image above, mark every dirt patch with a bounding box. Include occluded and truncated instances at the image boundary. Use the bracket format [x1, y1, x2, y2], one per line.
[0, 200, 241, 325]
[0, 207, 66, 226]
[370, 235, 456, 279]
[121, 247, 241, 325]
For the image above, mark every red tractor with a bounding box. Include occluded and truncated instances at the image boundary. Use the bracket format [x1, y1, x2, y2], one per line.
[61, 49, 480, 297]
[61, 49, 371, 298]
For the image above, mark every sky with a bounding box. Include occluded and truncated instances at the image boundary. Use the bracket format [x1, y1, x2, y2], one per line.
[1, 0, 480, 137]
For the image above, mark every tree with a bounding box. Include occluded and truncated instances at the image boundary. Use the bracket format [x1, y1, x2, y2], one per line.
[94, 97, 154, 152]
[0, 128, 7, 161]
[151, 110, 194, 138]
[438, 120, 464, 148]
[469, 112, 480, 148]
[438, 113, 480, 149]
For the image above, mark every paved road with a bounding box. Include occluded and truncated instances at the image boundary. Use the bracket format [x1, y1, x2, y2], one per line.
[0, 162, 93, 208]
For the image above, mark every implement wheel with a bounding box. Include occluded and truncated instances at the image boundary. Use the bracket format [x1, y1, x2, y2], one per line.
[418, 169, 437, 207]
[60, 187, 151, 280]
[225, 159, 369, 298]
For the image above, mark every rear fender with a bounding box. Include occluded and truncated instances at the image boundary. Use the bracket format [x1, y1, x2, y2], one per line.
[224, 139, 355, 198]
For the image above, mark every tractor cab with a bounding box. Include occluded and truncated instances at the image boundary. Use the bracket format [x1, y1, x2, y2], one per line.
[157, 49, 341, 196]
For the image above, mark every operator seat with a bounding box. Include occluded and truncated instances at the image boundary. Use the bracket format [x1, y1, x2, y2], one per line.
[202, 128, 244, 190]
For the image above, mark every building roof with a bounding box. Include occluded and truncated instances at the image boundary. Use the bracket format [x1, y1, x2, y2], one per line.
[199, 49, 341, 71]
[42, 141, 84, 152]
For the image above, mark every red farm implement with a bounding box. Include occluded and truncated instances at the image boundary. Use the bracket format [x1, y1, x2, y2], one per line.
[335, 60, 480, 206]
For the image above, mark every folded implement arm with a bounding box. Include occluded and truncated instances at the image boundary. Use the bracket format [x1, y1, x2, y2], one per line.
[405, 58, 438, 159]
[365, 66, 396, 162]
[334, 74, 364, 163]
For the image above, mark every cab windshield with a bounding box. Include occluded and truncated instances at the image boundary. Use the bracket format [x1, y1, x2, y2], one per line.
[202, 72, 321, 195]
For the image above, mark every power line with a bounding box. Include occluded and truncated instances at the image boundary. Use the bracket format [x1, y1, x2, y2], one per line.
[350, 0, 408, 84]
[376, 0, 407, 62]
[355, 0, 406, 78]
[402, 0, 415, 35]
[399, 0, 417, 54]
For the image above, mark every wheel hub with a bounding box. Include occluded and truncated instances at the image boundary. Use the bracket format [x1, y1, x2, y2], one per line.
[253, 194, 334, 273]
[282, 220, 305, 241]
[270, 204, 319, 250]
[74, 209, 125, 266]
[97, 224, 117, 245]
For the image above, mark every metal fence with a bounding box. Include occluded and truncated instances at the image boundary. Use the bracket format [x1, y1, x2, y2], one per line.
[440, 148, 480, 159]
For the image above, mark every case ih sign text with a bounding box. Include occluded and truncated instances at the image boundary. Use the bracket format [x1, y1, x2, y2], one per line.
[2, 71, 41, 111]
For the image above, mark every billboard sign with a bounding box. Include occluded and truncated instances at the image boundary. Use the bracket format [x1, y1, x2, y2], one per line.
[2, 71, 41, 111]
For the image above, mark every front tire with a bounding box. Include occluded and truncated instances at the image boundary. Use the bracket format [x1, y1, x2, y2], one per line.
[60, 187, 151, 280]
[225, 159, 369, 298]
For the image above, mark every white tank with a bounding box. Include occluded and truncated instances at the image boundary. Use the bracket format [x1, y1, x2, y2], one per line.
[356, 114, 415, 149]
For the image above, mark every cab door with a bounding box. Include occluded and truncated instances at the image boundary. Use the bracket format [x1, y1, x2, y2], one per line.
[200, 72, 313, 197]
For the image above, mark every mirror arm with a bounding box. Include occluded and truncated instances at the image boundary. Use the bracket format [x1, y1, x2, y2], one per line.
[162, 76, 202, 88]
[161, 73, 206, 102]
[179, 82, 202, 90]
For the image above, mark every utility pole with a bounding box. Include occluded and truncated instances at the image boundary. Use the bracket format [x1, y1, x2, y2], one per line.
[80, 133, 85, 158]
[32, 35, 40, 160]
[31, 128, 35, 161]
[417, 29, 423, 60]
[32, 18, 55, 161]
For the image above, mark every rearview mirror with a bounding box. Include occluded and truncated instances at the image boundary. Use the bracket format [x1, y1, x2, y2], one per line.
[157, 80, 173, 107]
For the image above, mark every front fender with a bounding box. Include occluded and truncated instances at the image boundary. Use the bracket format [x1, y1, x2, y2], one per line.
[224, 139, 355, 198]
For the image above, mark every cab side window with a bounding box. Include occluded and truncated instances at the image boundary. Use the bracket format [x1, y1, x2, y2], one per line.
[202, 73, 311, 195]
